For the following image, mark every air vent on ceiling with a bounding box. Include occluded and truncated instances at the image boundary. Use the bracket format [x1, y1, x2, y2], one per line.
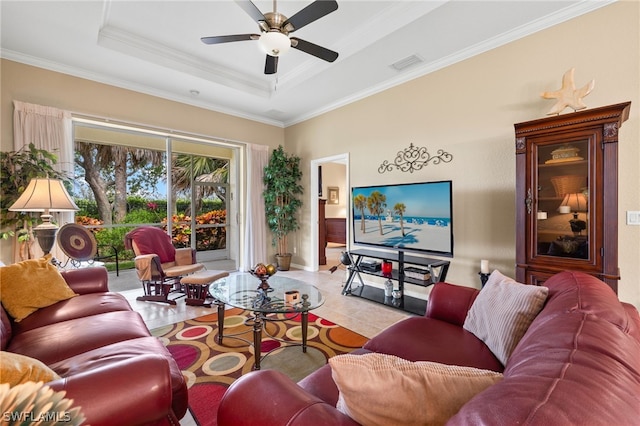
[390, 54, 424, 71]
[266, 109, 286, 118]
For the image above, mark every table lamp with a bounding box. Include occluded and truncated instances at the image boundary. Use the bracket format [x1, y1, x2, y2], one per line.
[9, 178, 79, 256]
[558, 192, 587, 235]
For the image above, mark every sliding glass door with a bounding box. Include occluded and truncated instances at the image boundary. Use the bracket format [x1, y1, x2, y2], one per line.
[72, 119, 239, 266]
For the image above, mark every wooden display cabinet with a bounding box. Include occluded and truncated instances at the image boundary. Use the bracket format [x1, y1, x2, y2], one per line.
[514, 102, 631, 293]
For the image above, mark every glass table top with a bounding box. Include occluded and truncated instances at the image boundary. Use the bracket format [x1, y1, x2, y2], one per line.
[209, 273, 324, 314]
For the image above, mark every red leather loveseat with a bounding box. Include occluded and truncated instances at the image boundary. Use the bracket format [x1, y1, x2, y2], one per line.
[217, 271, 640, 425]
[1, 267, 187, 425]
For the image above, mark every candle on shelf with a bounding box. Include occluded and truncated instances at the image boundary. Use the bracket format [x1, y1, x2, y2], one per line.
[558, 205, 572, 214]
[480, 260, 489, 274]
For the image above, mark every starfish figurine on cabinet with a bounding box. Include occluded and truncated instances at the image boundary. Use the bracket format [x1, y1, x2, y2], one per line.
[540, 68, 595, 115]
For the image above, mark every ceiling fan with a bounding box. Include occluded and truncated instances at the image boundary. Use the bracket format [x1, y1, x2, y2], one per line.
[201, 0, 339, 75]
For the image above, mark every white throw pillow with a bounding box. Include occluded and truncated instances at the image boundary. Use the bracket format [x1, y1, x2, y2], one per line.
[463, 270, 548, 365]
[329, 353, 503, 426]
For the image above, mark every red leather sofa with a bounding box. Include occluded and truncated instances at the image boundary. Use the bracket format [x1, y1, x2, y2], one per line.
[1, 267, 187, 425]
[217, 271, 640, 425]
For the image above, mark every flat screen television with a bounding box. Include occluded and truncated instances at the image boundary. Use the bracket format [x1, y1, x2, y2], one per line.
[351, 180, 453, 257]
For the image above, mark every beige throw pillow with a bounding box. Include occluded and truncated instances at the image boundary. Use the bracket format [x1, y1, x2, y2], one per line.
[463, 270, 548, 365]
[0, 352, 60, 386]
[329, 353, 503, 426]
[0, 255, 77, 322]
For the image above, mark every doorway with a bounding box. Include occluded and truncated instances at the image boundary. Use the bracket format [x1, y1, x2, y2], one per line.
[310, 153, 349, 272]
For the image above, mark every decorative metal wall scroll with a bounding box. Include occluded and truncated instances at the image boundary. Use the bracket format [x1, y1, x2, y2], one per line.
[378, 143, 453, 174]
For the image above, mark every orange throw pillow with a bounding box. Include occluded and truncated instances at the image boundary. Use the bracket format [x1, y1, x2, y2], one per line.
[0, 255, 77, 322]
[0, 352, 60, 385]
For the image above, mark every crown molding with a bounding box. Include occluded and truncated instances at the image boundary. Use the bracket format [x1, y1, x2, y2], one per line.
[1, 50, 285, 128]
[283, 0, 615, 126]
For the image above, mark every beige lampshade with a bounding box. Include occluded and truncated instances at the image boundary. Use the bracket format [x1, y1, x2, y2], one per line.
[559, 193, 587, 214]
[9, 178, 78, 212]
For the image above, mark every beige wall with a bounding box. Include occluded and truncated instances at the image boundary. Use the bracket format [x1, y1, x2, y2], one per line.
[1, 59, 284, 150]
[285, 2, 640, 308]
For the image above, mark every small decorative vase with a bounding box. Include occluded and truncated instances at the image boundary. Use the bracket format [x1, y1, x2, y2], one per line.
[381, 261, 392, 275]
[384, 279, 393, 297]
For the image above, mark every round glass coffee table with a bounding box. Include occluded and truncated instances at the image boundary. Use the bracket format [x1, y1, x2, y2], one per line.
[209, 273, 324, 370]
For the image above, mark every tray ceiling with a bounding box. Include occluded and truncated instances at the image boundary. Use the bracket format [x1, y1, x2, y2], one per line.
[1, 1, 612, 126]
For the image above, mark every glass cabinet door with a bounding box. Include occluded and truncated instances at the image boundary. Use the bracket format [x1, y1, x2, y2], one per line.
[534, 138, 590, 260]
[515, 102, 629, 292]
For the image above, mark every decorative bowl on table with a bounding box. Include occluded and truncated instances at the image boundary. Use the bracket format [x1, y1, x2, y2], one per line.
[250, 263, 277, 290]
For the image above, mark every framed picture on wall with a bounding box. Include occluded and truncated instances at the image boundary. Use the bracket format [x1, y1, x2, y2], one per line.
[328, 186, 339, 204]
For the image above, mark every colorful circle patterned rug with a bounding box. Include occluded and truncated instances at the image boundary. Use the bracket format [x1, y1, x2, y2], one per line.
[151, 307, 368, 426]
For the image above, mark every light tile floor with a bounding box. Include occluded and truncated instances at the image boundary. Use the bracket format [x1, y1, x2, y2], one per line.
[115, 248, 414, 337]
[112, 247, 414, 425]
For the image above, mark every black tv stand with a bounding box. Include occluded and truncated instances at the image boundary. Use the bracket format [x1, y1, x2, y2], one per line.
[342, 249, 450, 315]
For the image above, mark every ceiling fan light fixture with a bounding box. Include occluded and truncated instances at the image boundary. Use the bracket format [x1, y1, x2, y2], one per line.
[259, 31, 291, 56]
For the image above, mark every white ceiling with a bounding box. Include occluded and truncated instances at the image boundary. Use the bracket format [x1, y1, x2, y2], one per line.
[1, 1, 612, 127]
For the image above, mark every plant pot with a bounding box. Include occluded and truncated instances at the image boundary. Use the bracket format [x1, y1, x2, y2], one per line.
[276, 253, 292, 271]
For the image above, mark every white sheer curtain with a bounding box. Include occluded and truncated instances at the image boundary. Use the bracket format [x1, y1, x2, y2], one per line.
[13, 100, 74, 261]
[242, 143, 269, 270]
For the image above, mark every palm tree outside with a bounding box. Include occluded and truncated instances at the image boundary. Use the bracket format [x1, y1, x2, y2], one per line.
[75, 142, 164, 225]
[171, 154, 228, 216]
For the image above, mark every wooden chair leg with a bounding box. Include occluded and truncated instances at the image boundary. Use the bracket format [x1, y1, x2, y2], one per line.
[136, 280, 178, 305]
[184, 283, 212, 307]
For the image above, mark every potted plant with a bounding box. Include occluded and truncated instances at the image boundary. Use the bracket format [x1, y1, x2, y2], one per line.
[0, 143, 69, 260]
[263, 145, 303, 270]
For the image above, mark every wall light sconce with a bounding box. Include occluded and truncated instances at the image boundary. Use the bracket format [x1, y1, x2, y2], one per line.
[9, 178, 78, 256]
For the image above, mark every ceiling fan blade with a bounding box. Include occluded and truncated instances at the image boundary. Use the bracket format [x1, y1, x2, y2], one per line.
[284, 0, 338, 32]
[265, 55, 278, 74]
[234, 0, 267, 24]
[290, 37, 338, 62]
[201, 34, 259, 44]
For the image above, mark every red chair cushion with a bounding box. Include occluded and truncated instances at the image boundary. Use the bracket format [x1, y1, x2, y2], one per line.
[125, 226, 176, 263]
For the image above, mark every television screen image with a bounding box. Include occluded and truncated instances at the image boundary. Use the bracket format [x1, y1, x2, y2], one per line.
[351, 180, 453, 257]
